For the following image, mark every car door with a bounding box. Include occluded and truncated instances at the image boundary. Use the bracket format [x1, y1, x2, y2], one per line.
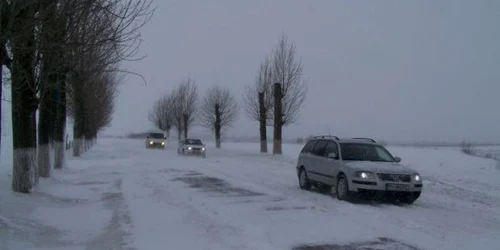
[319, 141, 341, 186]
[308, 140, 328, 182]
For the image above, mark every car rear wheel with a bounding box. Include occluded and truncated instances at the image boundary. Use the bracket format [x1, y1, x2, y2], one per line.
[336, 174, 353, 201]
[298, 168, 311, 190]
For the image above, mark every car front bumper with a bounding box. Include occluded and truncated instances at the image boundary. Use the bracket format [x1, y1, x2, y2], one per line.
[350, 178, 422, 193]
[147, 143, 165, 148]
[184, 149, 206, 156]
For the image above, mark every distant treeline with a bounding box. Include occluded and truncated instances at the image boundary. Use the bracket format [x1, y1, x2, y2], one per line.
[127, 132, 152, 139]
[123, 132, 500, 147]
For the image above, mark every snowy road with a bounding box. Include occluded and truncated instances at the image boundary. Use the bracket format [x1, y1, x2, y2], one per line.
[1, 138, 500, 250]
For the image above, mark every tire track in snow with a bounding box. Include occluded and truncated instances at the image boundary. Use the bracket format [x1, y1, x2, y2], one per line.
[122, 165, 259, 250]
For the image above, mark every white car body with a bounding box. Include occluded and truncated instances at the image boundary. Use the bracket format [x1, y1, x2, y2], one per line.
[296, 136, 422, 203]
[177, 138, 206, 157]
[145, 132, 167, 149]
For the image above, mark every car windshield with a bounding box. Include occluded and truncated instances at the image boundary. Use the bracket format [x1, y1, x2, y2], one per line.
[340, 143, 396, 162]
[149, 133, 164, 139]
[185, 139, 203, 145]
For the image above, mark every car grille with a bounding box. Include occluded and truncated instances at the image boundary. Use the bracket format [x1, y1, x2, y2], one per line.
[192, 148, 201, 151]
[377, 173, 411, 182]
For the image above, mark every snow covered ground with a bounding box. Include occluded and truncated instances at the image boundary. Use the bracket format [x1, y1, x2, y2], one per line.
[1, 138, 500, 250]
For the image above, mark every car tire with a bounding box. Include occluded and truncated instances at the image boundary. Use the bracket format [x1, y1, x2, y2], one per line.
[400, 191, 421, 204]
[298, 168, 311, 190]
[336, 174, 353, 201]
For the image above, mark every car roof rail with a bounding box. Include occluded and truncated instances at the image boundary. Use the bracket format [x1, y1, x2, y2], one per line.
[351, 137, 377, 143]
[313, 135, 339, 140]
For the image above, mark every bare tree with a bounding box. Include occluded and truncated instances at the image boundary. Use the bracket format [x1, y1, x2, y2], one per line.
[270, 33, 307, 154]
[172, 78, 197, 140]
[83, 72, 118, 147]
[243, 33, 306, 154]
[200, 86, 239, 148]
[65, 0, 153, 157]
[149, 93, 174, 137]
[242, 57, 274, 153]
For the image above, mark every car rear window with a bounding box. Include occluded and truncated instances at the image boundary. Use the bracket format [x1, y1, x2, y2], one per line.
[185, 139, 203, 145]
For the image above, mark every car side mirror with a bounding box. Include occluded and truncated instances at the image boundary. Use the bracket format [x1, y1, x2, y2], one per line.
[327, 152, 338, 160]
[164, 137, 167, 139]
[146, 136, 149, 139]
[394, 157, 401, 163]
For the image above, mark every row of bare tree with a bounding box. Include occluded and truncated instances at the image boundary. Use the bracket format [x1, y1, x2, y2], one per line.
[148, 33, 305, 154]
[243, 33, 307, 154]
[149, 79, 239, 148]
[0, 0, 153, 193]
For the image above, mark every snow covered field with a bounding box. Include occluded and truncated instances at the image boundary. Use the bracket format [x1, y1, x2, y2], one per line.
[1, 138, 500, 250]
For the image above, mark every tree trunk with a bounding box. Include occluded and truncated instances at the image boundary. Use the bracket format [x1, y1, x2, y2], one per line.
[183, 114, 188, 139]
[50, 11, 67, 168]
[73, 77, 84, 157]
[176, 118, 182, 142]
[38, 86, 52, 177]
[11, 1, 38, 193]
[0, 62, 2, 152]
[53, 74, 66, 169]
[273, 83, 282, 155]
[37, 0, 56, 178]
[258, 92, 267, 153]
[214, 103, 221, 148]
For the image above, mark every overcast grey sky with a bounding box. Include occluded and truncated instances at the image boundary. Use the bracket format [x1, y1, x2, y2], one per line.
[110, 0, 500, 143]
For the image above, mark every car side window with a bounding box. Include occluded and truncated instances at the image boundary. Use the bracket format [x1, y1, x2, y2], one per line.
[323, 141, 339, 158]
[301, 140, 317, 153]
[311, 140, 327, 157]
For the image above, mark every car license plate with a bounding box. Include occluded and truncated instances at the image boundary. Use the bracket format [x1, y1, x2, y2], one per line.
[386, 183, 409, 191]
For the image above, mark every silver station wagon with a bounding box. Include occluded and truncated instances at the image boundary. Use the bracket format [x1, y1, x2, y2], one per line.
[296, 136, 422, 204]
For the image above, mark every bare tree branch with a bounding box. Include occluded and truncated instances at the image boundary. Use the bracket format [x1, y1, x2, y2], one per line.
[271, 33, 307, 126]
[242, 56, 274, 123]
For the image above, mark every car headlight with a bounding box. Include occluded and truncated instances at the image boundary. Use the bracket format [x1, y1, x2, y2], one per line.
[354, 171, 376, 179]
[188, 147, 192, 150]
[149, 141, 153, 145]
[202, 147, 205, 151]
[414, 174, 421, 181]
[161, 142, 165, 145]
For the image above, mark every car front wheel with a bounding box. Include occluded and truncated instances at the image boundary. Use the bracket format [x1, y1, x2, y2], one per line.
[336, 174, 353, 201]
